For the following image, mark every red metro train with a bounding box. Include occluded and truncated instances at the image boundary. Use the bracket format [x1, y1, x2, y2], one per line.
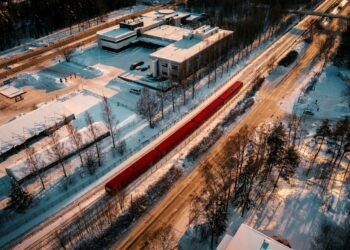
[105, 81, 243, 195]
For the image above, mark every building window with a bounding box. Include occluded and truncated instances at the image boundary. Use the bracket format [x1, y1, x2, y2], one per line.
[161, 63, 168, 68]
[171, 64, 178, 70]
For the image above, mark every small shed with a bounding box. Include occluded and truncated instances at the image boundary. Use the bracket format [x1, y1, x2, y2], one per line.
[0, 85, 25, 102]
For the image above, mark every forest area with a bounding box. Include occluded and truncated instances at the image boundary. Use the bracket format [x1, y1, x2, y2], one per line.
[0, 0, 135, 51]
[185, 0, 320, 50]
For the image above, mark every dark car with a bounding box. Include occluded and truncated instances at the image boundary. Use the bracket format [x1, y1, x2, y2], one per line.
[129, 88, 141, 95]
[130, 61, 144, 70]
[140, 65, 150, 72]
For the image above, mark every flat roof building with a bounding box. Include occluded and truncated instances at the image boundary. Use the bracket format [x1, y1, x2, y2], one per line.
[150, 26, 233, 82]
[96, 9, 196, 52]
[97, 25, 138, 51]
[97, 10, 166, 51]
[150, 26, 232, 64]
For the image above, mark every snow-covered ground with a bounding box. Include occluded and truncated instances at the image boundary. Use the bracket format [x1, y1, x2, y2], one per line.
[2, 0, 334, 242]
[9, 62, 103, 92]
[294, 65, 350, 119]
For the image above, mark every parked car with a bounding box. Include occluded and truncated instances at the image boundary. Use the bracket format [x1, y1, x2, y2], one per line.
[130, 61, 144, 70]
[129, 88, 141, 95]
[141, 65, 150, 72]
[303, 109, 314, 116]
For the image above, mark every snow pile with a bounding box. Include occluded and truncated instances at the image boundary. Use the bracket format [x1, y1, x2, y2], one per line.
[5, 122, 109, 182]
[0, 101, 74, 156]
[45, 62, 103, 79]
[13, 73, 66, 92]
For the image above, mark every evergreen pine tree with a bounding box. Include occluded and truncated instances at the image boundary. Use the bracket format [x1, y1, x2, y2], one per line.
[266, 123, 287, 170]
[281, 147, 300, 181]
[8, 179, 33, 212]
[309, 119, 331, 172]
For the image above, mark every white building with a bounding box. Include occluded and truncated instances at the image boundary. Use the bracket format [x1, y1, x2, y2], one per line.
[218, 224, 292, 250]
[97, 9, 191, 51]
[149, 25, 233, 82]
[97, 25, 138, 51]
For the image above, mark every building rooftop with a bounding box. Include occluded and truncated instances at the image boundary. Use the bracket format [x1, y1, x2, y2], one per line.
[0, 101, 73, 155]
[98, 26, 135, 38]
[97, 9, 195, 40]
[150, 28, 233, 63]
[0, 85, 25, 99]
[6, 122, 108, 182]
[138, 10, 166, 28]
[97, 10, 167, 40]
[186, 14, 202, 21]
[218, 224, 292, 250]
[143, 25, 192, 42]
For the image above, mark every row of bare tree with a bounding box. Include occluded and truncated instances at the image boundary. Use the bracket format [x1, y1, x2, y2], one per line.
[8, 95, 128, 212]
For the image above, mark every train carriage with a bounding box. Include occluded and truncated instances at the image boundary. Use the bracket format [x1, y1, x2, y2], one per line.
[218, 81, 243, 103]
[105, 149, 161, 194]
[105, 80, 244, 194]
[155, 121, 197, 156]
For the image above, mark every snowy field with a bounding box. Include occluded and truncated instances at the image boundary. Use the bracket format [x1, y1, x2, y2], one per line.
[10, 62, 103, 92]
[12, 73, 67, 92]
[294, 65, 350, 119]
[5, 45, 156, 94]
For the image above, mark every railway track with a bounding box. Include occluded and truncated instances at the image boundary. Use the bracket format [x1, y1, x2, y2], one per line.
[4, 0, 342, 249]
